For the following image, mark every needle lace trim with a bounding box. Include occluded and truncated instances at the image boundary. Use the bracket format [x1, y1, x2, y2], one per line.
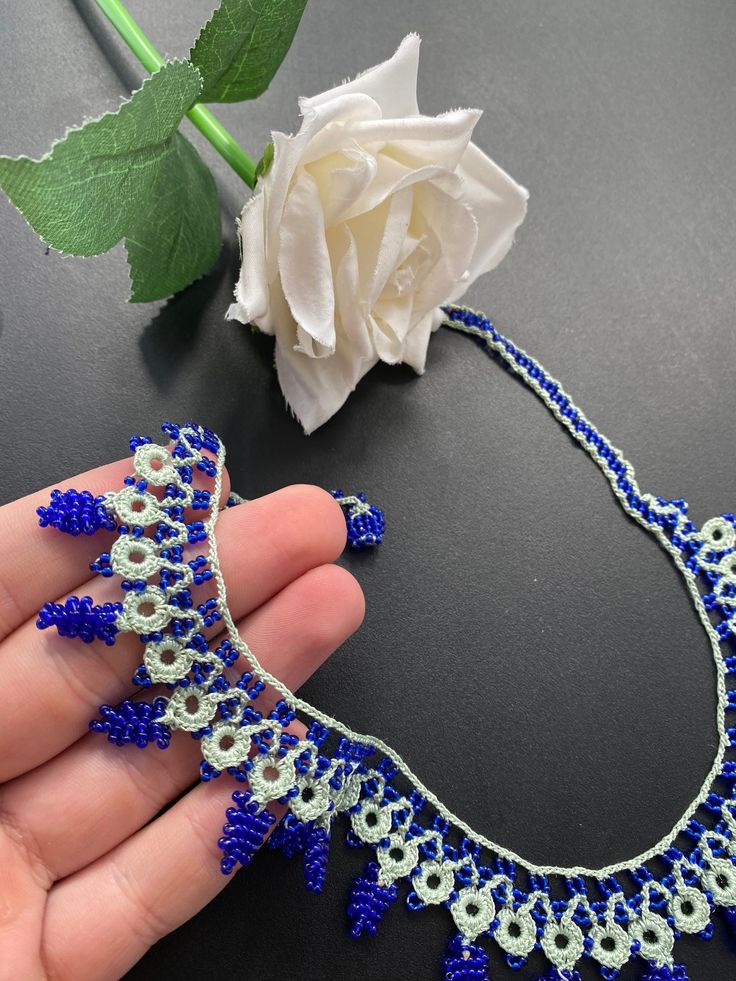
[36, 307, 736, 978]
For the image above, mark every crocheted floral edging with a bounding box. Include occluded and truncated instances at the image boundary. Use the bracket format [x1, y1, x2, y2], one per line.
[34, 308, 736, 981]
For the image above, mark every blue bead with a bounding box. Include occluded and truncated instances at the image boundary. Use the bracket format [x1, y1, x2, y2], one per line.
[303, 823, 330, 893]
[347, 862, 397, 937]
[269, 813, 307, 859]
[639, 964, 689, 981]
[37, 488, 116, 537]
[724, 906, 736, 935]
[444, 933, 490, 981]
[129, 434, 152, 450]
[218, 790, 276, 874]
[330, 490, 385, 549]
[36, 595, 122, 645]
[90, 696, 171, 749]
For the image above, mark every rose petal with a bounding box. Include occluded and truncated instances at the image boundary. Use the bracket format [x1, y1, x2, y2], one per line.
[348, 108, 482, 172]
[299, 34, 421, 118]
[378, 229, 426, 301]
[266, 93, 382, 282]
[278, 170, 336, 352]
[347, 197, 390, 304]
[373, 294, 415, 355]
[330, 224, 374, 364]
[369, 186, 414, 307]
[399, 309, 436, 374]
[340, 154, 449, 223]
[452, 140, 529, 293]
[307, 148, 378, 227]
[410, 180, 478, 319]
[275, 326, 379, 435]
[301, 109, 480, 183]
[226, 189, 271, 330]
[296, 96, 384, 167]
[368, 312, 404, 364]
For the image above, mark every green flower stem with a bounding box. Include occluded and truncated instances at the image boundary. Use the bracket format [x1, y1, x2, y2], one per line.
[95, 0, 256, 188]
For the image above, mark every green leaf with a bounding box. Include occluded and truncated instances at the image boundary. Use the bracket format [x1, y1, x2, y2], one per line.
[125, 131, 221, 302]
[0, 59, 221, 300]
[190, 0, 308, 103]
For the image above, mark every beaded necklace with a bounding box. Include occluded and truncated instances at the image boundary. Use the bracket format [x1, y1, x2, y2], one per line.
[35, 305, 736, 981]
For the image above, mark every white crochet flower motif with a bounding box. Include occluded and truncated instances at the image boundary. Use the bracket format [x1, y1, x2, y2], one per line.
[227, 33, 528, 433]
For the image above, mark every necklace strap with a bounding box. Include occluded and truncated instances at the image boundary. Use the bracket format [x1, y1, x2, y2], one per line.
[34, 309, 736, 979]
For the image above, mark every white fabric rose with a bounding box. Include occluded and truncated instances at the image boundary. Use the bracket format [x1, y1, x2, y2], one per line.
[227, 34, 528, 434]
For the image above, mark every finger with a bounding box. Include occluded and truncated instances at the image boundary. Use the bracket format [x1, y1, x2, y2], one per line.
[44, 773, 279, 981]
[0, 485, 346, 780]
[0, 814, 47, 981]
[0, 563, 363, 881]
[0, 453, 231, 641]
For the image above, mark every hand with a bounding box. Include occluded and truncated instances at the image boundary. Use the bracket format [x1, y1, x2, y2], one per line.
[0, 453, 364, 980]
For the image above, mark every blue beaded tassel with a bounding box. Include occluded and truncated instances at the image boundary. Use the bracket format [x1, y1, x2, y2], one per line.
[640, 965, 689, 981]
[331, 490, 385, 549]
[219, 790, 277, 874]
[723, 907, 736, 935]
[444, 933, 491, 981]
[347, 861, 398, 937]
[268, 814, 331, 892]
[90, 697, 171, 749]
[37, 488, 116, 536]
[36, 595, 122, 645]
[303, 823, 330, 893]
[269, 812, 307, 859]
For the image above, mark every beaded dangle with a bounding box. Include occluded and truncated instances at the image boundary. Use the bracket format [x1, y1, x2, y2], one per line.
[34, 303, 736, 979]
[37, 488, 117, 536]
[331, 491, 385, 549]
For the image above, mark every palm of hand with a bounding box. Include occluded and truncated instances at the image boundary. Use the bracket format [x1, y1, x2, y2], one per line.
[0, 452, 363, 979]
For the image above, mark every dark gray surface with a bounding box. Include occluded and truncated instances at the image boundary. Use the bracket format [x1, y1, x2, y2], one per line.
[2, 1, 736, 978]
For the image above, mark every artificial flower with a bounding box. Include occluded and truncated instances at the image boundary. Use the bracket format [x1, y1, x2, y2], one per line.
[227, 33, 528, 433]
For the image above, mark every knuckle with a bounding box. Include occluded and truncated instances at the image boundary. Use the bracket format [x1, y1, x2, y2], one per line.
[0, 805, 55, 892]
[106, 854, 173, 949]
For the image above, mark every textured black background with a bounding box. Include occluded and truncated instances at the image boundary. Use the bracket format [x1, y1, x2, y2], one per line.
[2, 1, 736, 979]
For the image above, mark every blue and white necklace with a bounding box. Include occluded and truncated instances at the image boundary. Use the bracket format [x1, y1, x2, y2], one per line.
[36, 305, 736, 981]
